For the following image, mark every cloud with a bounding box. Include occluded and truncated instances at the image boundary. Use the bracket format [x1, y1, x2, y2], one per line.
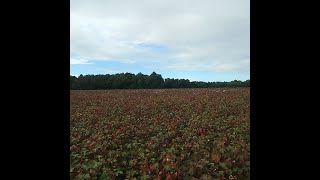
[71, 0, 249, 74]
[70, 58, 93, 64]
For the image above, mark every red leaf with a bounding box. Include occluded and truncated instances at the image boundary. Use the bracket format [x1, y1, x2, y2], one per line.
[165, 173, 172, 180]
[200, 133, 205, 138]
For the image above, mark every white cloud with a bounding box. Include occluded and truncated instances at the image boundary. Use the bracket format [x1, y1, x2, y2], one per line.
[70, 58, 93, 64]
[70, 73, 79, 77]
[71, 0, 250, 74]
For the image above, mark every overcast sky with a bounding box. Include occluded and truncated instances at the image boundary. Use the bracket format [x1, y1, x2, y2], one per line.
[70, 0, 250, 82]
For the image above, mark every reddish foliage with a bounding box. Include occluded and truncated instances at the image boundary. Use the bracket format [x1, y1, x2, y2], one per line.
[166, 173, 172, 180]
[70, 88, 250, 179]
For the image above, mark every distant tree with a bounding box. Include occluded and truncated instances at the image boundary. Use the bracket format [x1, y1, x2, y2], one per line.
[244, 80, 250, 87]
[70, 72, 249, 90]
[149, 72, 164, 88]
[136, 72, 145, 89]
[70, 75, 80, 89]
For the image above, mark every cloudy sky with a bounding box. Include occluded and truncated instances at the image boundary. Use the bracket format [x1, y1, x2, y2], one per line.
[70, 0, 250, 82]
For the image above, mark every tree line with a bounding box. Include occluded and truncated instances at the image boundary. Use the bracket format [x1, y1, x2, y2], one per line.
[70, 72, 250, 90]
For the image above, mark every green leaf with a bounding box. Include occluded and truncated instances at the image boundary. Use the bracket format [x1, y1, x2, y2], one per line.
[141, 175, 150, 180]
[219, 162, 228, 170]
[83, 174, 90, 179]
